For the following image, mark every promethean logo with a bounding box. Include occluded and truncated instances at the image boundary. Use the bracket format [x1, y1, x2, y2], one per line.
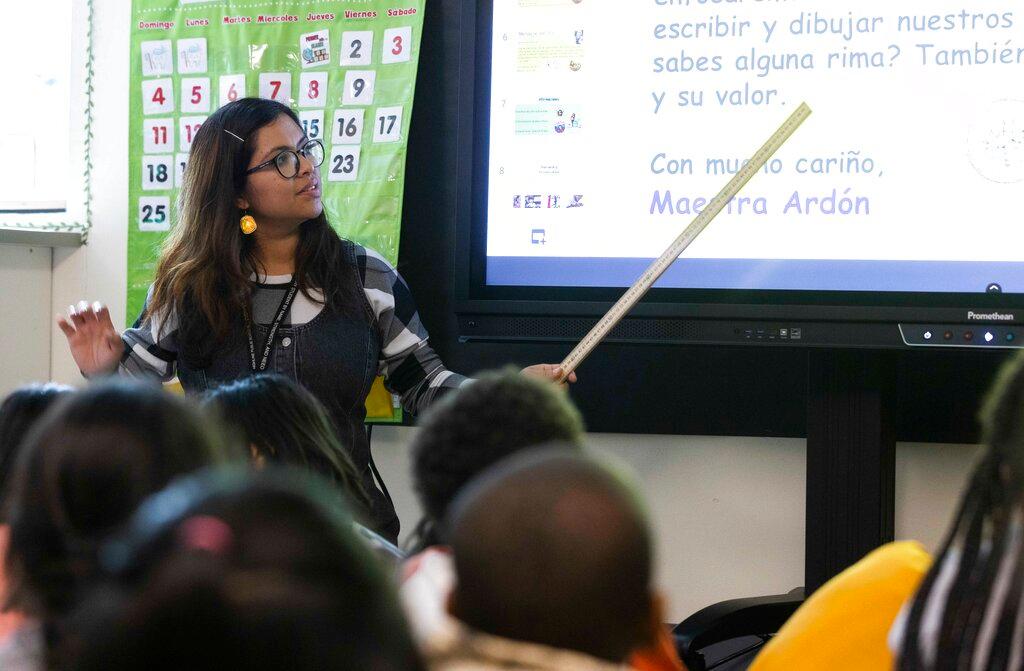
[967, 311, 1015, 321]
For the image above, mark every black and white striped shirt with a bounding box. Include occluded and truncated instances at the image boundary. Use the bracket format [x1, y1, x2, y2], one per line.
[120, 244, 467, 414]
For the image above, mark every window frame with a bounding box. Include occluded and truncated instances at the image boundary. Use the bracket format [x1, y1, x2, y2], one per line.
[0, 0, 93, 246]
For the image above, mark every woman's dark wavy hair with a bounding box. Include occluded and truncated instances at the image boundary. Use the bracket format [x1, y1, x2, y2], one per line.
[3, 380, 240, 623]
[898, 351, 1024, 670]
[146, 97, 357, 368]
[203, 374, 371, 518]
[0, 383, 74, 521]
[55, 468, 425, 671]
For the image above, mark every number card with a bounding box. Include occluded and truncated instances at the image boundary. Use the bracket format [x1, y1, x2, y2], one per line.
[179, 116, 206, 151]
[333, 109, 365, 145]
[177, 38, 208, 74]
[328, 146, 361, 182]
[141, 40, 173, 76]
[138, 197, 171, 232]
[340, 31, 373, 67]
[142, 155, 174, 191]
[299, 72, 328, 108]
[142, 78, 174, 115]
[299, 30, 331, 68]
[143, 119, 174, 154]
[298, 110, 325, 141]
[373, 106, 403, 143]
[181, 77, 211, 113]
[342, 71, 376, 106]
[175, 153, 189, 187]
[219, 74, 246, 107]
[259, 72, 292, 104]
[382, 27, 412, 64]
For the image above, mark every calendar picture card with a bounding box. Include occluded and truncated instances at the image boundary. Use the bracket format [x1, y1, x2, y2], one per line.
[340, 31, 373, 67]
[298, 110, 326, 141]
[141, 40, 173, 76]
[299, 30, 331, 68]
[372, 106, 403, 143]
[342, 70, 376, 106]
[142, 78, 174, 115]
[328, 145, 361, 182]
[333, 109, 365, 145]
[219, 74, 246, 107]
[138, 196, 170, 231]
[180, 77, 211, 113]
[142, 118, 174, 154]
[382, 27, 412, 64]
[177, 38, 207, 74]
[299, 72, 328, 108]
[259, 72, 292, 104]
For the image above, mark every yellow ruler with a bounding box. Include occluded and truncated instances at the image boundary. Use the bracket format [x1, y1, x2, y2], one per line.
[558, 102, 813, 382]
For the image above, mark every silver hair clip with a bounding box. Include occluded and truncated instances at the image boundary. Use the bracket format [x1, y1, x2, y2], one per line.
[224, 129, 244, 143]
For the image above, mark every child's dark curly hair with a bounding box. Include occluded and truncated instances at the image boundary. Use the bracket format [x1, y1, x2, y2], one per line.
[409, 367, 585, 549]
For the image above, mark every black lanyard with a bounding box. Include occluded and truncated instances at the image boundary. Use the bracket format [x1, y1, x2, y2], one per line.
[247, 278, 299, 373]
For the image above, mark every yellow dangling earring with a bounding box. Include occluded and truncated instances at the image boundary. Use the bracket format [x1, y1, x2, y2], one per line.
[240, 213, 257, 235]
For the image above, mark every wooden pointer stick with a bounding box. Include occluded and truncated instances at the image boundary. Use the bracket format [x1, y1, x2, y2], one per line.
[557, 102, 813, 382]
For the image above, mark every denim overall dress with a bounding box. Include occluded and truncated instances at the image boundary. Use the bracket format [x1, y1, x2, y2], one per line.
[176, 242, 400, 540]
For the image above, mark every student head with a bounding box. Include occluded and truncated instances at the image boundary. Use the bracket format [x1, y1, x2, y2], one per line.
[4, 380, 239, 621]
[148, 97, 351, 364]
[409, 367, 585, 547]
[445, 450, 660, 663]
[204, 374, 370, 516]
[61, 468, 424, 671]
[0, 383, 74, 518]
[897, 350, 1024, 670]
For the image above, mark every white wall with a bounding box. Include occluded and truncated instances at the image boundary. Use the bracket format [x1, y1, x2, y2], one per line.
[371, 426, 980, 622]
[896, 442, 984, 549]
[0, 245, 52, 396]
[0, 0, 984, 626]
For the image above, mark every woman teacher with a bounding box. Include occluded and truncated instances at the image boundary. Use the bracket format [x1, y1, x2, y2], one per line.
[57, 98, 573, 540]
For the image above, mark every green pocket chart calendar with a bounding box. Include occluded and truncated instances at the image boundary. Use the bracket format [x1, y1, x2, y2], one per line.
[129, 0, 425, 421]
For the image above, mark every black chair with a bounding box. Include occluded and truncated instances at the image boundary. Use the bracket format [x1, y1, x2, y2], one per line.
[673, 588, 805, 671]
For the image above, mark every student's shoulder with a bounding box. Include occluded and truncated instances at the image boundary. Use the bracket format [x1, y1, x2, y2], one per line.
[858, 541, 932, 578]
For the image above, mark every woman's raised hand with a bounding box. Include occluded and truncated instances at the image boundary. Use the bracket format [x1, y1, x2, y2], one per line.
[56, 301, 124, 377]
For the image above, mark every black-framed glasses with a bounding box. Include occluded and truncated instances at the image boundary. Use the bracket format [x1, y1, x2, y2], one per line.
[245, 139, 325, 179]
